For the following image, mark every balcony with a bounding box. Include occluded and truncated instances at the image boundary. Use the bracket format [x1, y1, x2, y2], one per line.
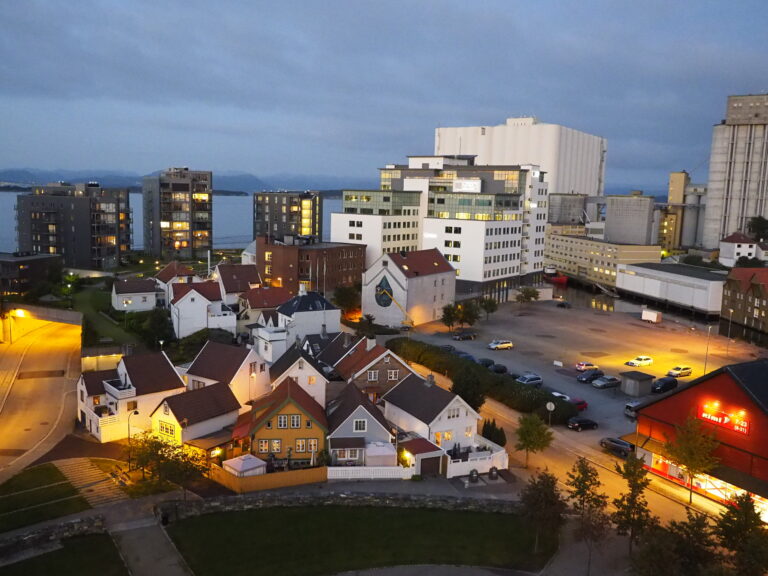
[104, 378, 136, 400]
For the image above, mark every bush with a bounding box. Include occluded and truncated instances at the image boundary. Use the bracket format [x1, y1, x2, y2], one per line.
[386, 337, 577, 424]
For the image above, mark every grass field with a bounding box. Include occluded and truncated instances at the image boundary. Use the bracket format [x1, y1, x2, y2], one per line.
[73, 288, 140, 346]
[0, 465, 90, 533]
[0, 534, 128, 576]
[168, 506, 555, 575]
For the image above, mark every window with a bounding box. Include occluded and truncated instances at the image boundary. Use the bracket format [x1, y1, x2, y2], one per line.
[127, 401, 137, 412]
[353, 419, 367, 432]
[79, 389, 84, 402]
[258, 439, 269, 453]
[444, 431, 453, 442]
[308, 438, 318, 452]
[250, 362, 258, 375]
[266, 420, 272, 429]
[296, 439, 306, 453]
[191, 379, 205, 390]
[308, 376, 316, 385]
[434, 431, 442, 446]
[290, 415, 301, 429]
[348, 449, 359, 459]
[260, 363, 266, 373]
[163, 403, 169, 415]
[159, 422, 175, 436]
[465, 426, 473, 437]
[447, 407, 460, 419]
[271, 439, 282, 453]
[277, 415, 288, 429]
[387, 369, 399, 381]
[306, 419, 312, 429]
[367, 370, 378, 381]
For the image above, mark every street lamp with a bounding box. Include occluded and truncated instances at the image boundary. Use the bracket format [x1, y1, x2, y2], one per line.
[159, 339, 164, 352]
[123, 301, 128, 329]
[726, 308, 734, 358]
[127, 409, 139, 470]
[703, 324, 713, 375]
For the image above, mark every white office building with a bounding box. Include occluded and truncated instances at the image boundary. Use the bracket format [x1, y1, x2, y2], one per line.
[434, 117, 607, 196]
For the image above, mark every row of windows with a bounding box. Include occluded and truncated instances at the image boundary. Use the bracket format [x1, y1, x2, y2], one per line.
[485, 253, 519, 264]
[258, 438, 318, 454]
[444, 240, 461, 248]
[367, 369, 400, 381]
[483, 267, 520, 278]
[485, 240, 520, 250]
[265, 414, 312, 430]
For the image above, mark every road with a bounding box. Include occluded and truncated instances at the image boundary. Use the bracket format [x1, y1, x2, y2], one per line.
[404, 296, 765, 523]
[0, 321, 81, 483]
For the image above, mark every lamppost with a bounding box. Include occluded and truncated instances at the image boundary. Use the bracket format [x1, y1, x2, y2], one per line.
[159, 339, 164, 352]
[703, 324, 713, 375]
[127, 409, 139, 470]
[726, 308, 734, 358]
[123, 301, 128, 329]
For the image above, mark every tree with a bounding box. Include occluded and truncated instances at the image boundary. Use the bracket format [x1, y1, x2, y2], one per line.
[566, 457, 610, 576]
[519, 470, 566, 554]
[131, 433, 168, 479]
[332, 285, 360, 317]
[515, 286, 540, 311]
[667, 509, 718, 576]
[441, 303, 459, 333]
[747, 215, 768, 241]
[631, 525, 684, 576]
[735, 256, 764, 267]
[159, 444, 209, 502]
[514, 414, 552, 468]
[450, 371, 486, 412]
[663, 415, 720, 504]
[611, 454, 657, 556]
[480, 419, 506, 447]
[478, 297, 498, 321]
[141, 308, 175, 348]
[714, 492, 768, 576]
[457, 300, 480, 327]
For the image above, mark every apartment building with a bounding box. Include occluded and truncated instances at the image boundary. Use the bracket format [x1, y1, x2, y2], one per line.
[0, 252, 62, 296]
[143, 167, 212, 259]
[16, 182, 131, 270]
[253, 191, 322, 241]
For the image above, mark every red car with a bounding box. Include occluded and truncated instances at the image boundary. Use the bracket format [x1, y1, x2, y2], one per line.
[570, 398, 588, 411]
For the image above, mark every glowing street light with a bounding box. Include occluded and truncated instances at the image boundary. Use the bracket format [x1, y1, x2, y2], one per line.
[127, 409, 139, 470]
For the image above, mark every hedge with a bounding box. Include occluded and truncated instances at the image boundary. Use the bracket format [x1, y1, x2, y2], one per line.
[386, 337, 577, 425]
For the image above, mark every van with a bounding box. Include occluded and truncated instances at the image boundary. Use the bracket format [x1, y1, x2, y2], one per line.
[624, 400, 644, 420]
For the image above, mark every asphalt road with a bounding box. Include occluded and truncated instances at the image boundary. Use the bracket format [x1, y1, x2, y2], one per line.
[0, 321, 80, 479]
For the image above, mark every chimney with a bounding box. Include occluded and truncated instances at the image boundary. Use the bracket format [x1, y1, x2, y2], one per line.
[321, 323, 327, 339]
[366, 337, 376, 351]
[425, 374, 435, 387]
[299, 283, 307, 297]
[343, 332, 352, 348]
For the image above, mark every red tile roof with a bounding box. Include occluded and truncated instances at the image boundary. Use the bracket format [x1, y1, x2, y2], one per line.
[122, 353, 185, 396]
[114, 279, 157, 295]
[722, 232, 755, 244]
[186, 341, 251, 385]
[388, 249, 454, 278]
[726, 268, 768, 292]
[217, 264, 261, 294]
[238, 378, 327, 438]
[241, 286, 293, 309]
[334, 339, 389, 379]
[399, 437, 442, 455]
[156, 382, 240, 426]
[171, 281, 222, 304]
[155, 261, 196, 283]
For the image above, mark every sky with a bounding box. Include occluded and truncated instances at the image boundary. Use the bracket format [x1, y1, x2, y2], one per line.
[1, 1, 767, 190]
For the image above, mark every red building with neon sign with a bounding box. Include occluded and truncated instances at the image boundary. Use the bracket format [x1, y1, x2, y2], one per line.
[634, 359, 768, 521]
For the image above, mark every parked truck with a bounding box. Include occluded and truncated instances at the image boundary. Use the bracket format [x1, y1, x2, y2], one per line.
[641, 309, 662, 324]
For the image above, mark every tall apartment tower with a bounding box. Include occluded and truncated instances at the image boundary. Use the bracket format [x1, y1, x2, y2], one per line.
[143, 168, 212, 259]
[603, 193, 655, 245]
[435, 117, 607, 196]
[16, 182, 131, 270]
[331, 155, 548, 301]
[703, 94, 768, 248]
[252, 191, 322, 241]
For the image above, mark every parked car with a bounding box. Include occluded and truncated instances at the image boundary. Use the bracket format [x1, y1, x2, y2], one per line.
[549, 391, 571, 402]
[667, 365, 692, 377]
[490, 364, 508, 374]
[440, 344, 456, 353]
[568, 417, 598, 431]
[456, 352, 476, 363]
[624, 400, 644, 419]
[577, 369, 604, 383]
[570, 398, 589, 411]
[477, 358, 495, 368]
[516, 373, 543, 387]
[576, 361, 599, 372]
[625, 356, 653, 367]
[488, 339, 514, 350]
[652, 376, 678, 394]
[557, 301, 572, 309]
[453, 331, 477, 341]
[592, 375, 621, 389]
[600, 437, 635, 458]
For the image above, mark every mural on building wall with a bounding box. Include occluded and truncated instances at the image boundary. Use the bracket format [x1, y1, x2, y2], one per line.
[375, 276, 393, 307]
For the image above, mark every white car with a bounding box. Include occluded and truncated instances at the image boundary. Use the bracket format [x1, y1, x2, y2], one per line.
[625, 356, 653, 367]
[488, 340, 514, 350]
[550, 391, 571, 402]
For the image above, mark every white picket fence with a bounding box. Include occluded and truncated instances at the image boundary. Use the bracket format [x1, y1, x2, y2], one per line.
[327, 466, 415, 480]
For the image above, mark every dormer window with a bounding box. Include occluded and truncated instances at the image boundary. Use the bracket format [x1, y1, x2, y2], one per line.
[163, 403, 169, 415]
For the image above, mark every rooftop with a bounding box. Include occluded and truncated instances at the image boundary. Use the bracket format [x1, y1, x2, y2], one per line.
[628, 262, 729, 281]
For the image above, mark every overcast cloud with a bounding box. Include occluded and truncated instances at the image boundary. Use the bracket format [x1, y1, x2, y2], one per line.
[1, 1, 767, 189]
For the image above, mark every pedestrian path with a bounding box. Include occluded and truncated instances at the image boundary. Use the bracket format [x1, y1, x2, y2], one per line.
[54, 458, 128, 507]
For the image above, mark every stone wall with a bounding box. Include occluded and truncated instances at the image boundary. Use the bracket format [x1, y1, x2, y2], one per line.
[156, 492, 520, 522]
[0, 515, 105, 561]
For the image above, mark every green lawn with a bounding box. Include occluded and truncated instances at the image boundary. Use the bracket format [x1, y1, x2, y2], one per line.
[0, 465, 91, 533]
[0, 534, 127, 576]
[168, 506, 555, 575]
[73, 288, 140, 346]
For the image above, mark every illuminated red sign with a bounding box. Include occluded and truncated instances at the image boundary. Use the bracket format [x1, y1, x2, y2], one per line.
[699, 403, 750, 435]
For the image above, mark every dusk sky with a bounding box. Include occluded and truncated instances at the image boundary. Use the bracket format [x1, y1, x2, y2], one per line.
[2, 1, 767, 190]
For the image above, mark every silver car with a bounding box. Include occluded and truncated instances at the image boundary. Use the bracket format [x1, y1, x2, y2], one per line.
[592, 375, 621, 389]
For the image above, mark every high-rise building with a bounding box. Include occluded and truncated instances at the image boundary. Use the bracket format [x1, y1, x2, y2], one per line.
[252, 191, 322, 241]
[434, 117, 607, 196]
[16, 182, 131, 270]
[332, 155, 548, 301]
[604, 193, 655, 245]
[656, 171, 707, 253]
[143, 168, 212, 259]
[703, 94, 768, 248]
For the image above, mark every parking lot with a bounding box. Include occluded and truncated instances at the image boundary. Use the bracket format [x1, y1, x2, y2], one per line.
[409, 294, 766, 441]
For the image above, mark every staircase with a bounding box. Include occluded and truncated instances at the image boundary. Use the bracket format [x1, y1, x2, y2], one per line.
[55, 458, 128, 508]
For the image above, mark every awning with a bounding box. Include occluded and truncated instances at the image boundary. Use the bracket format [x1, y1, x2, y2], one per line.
[330, 437, 366, 450]
[185, 428, 233, 451]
